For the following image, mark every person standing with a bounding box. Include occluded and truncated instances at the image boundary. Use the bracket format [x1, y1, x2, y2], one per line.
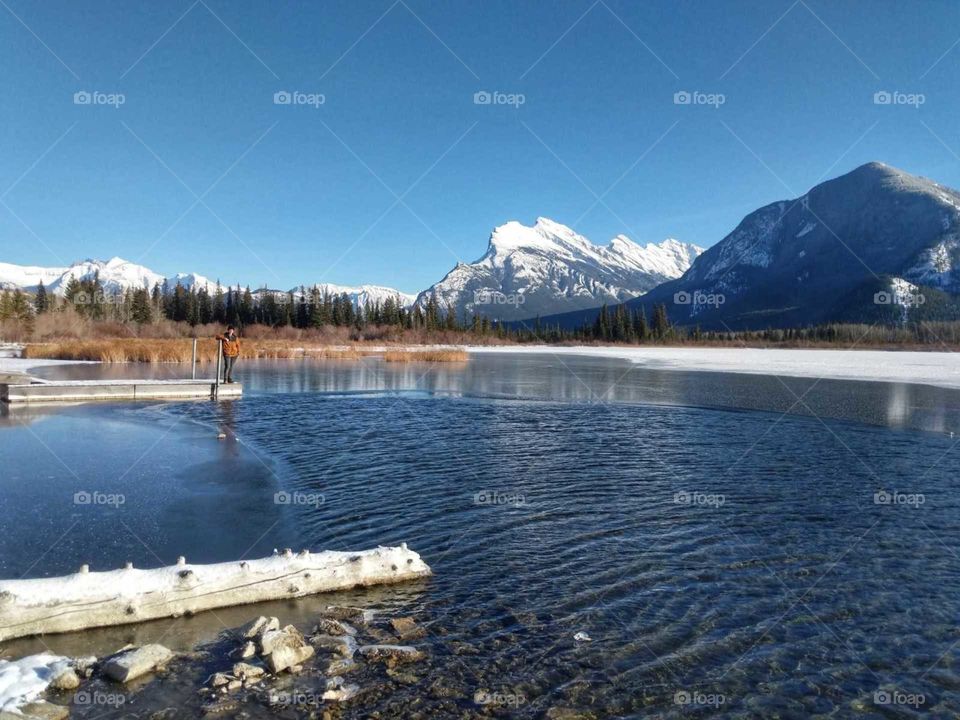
[215, 326, 241, 383]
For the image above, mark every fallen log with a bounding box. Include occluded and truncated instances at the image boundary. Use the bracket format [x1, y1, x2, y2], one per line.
[0, 545, 431, 642]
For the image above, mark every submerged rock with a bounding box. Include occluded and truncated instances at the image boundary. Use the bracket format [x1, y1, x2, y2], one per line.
[260, 626, 314, 673]
[48, 666, 80, 691]
[386, 667, 419, 684]
[389, 617, 426, 640]
[201, 697, 240, 715]
[451, 641, 480, 656]
[0, 702, 69, 720]
[310, 633, 358, 658]
[208, 671, 232, 688]
[326, 656, 358, 675]
[358, 644, 424, 664]
[546, 708, 598, 720]
[71, 656, 98, 680]
[313, 617, 356, 636]
[231, 662, 264, 681]
[102, 644, 174, 683]
[240, 616, 279, 641]
[259, 624, 298, 655]
[322, 676, 360, 702]
[322, 605, 374, 624]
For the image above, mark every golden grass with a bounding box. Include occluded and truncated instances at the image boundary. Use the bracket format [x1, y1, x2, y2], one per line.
[20, 338, 442, 363]
[23, 339, 217, 363]
[22, 338, 473, 364]
[383, 349, 469, 363]
[305, 348, 370, 360]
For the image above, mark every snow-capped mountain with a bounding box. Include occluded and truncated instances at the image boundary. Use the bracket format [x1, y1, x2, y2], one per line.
[540, 162, 960, 330]
[0, 257, 416, 309]
[0, 257, 217, 296]
[416, 217, 703, 321]
[255, 284, 417, 309]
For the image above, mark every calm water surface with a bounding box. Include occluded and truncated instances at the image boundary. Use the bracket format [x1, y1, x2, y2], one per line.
[3, 353, 960, 718]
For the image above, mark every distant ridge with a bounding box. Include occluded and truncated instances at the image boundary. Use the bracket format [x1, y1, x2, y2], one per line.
[533, 162, 960, 330]
[0, 258, 416, 309]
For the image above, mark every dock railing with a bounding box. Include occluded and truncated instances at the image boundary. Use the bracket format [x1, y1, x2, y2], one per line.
[214, 339, 223, 399]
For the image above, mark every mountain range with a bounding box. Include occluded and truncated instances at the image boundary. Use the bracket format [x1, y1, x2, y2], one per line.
[5, 162, 958, 330]
[0, 220, 702, 317]
[0, 257, 417, 310]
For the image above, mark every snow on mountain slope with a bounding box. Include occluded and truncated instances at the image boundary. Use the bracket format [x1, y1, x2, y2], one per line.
[0, 257, 416, 310]
[416, 217, 703, 321]
[0, 262, 67, 292]
[305, 283, 416, 308]
[630, 161, 960, 329]
[1, 219, 691, 319]
[0, 258, 217, 295]
[256, 283, 416, 309]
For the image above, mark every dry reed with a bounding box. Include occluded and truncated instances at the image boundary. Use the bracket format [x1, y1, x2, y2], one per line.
[24, 339, 395, 363]
[22, 339, 471, 363]
[383, 349, 469, 363]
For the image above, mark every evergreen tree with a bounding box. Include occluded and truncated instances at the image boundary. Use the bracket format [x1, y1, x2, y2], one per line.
[197, 287, 212, 324]
[130, 288, 152, 324]
[651, 303, 670, 339]
[240, 286, 255, 325]
[309, 287, 325, 328]
[34, 281, 49, 314]
[212, 282, 226, 323]
[594, 304, 611, 340]
[633, 306, 649, 341]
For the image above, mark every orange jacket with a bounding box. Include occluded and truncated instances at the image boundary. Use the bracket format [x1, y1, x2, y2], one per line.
[216, 334, 241, 357]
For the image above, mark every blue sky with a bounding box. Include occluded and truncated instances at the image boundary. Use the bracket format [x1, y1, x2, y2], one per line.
[1, 0, 959, 292]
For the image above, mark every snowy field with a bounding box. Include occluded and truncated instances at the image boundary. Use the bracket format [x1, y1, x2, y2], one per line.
[469, 345, 960, 390]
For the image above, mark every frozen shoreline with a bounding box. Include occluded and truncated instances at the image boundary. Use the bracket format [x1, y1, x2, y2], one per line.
[3, 344, 958, 390]
[467, 345, 960, 390]
[0, 357, 91, 382]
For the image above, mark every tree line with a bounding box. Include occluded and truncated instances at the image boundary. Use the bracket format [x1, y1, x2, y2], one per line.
[5, 274, 960, 347]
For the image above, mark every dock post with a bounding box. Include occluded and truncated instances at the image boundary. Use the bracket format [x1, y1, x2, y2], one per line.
[214, 340, 222, 400]
[191, 339, 198, 380]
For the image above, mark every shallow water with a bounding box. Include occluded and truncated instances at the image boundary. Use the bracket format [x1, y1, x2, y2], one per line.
[4, 354, 960, 718]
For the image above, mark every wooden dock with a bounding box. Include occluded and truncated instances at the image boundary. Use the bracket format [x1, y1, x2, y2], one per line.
[0, 379, 242, 404]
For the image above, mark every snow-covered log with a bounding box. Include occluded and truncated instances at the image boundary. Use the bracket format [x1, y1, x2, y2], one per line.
[0, 545, 431, 642]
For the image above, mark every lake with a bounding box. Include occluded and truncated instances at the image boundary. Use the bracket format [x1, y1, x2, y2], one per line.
[2, 352, 960, 718]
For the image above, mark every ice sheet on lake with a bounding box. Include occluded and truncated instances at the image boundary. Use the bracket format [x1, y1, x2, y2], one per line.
[469, 346, 960, 390]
